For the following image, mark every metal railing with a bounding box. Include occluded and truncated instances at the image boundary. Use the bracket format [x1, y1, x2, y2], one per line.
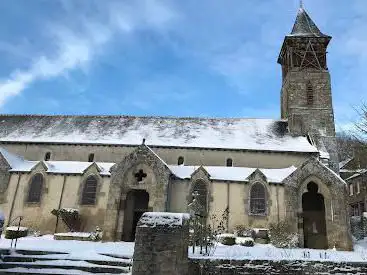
[7, 215, 24, 250]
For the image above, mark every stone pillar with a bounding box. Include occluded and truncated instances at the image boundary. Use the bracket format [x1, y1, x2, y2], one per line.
[132, 212, 190, 275]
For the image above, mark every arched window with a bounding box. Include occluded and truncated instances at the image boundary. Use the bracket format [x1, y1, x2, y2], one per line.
[44, 152, 51, 161]
[88, 153, 95, 162]
[226, 158, 233, 167]
[250, 183, 266, 215]
[306, 81, 313, 105]
[27, 173, 43, 203]
[177, 156, 184, 165]
[192, 180, 208, 214]
[81, 175, 98, 205]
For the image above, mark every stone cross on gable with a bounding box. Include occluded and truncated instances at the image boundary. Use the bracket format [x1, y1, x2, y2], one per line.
[135, 169, 147, 183]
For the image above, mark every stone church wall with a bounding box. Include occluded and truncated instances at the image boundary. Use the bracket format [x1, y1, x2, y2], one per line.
[1, 143, 312, 169]
[1, 171, 110, 234]
[210, 181, 286, 232]
[168, 179, 190, 212]
[169, 178, 287, 233]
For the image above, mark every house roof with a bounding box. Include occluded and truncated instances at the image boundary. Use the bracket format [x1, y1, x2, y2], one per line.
[0, 146, 296, 182]
[289, 7, 328, 37]
[0, 115, 318, 153]
[339, 157, 354, 169]
[168, 165, 297, 183]
[0, 146, 114, 175]
[345, 170, 367, 181]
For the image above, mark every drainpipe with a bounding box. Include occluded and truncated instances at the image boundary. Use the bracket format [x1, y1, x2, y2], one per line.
[165, 176, 172, 212]
[227, 182, 230, 231]
[7, 173, 21, 226]
[276, 185, 280, 223]
[54, 175, 67, 233]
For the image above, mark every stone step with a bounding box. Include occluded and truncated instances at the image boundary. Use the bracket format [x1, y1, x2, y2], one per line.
[0, 261, 131, 274]
[0, 249, 68, 256]
[1, 254, 132, 267]
[0, 267, 94, 274]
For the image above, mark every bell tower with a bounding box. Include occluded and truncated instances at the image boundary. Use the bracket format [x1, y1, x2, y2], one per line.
[278, 5, 339, 172]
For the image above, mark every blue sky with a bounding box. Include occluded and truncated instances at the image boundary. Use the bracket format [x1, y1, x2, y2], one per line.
[0, 0, 366, 132]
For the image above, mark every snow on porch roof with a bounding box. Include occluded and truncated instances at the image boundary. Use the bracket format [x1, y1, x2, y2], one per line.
[0, 115, 318, 153]
[1, 145, 296, 182]
[168, 165, 297, 183]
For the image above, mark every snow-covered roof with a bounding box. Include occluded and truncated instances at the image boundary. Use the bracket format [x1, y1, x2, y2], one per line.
[339, 158, 353, 169]
[0, 147, 29, 169]
[345, 170, 367, 181]
[0, 147, 114, 175]
[0, 146, 296, 182]
[168, 165, 297, 183]
[0, 115, 318, 153]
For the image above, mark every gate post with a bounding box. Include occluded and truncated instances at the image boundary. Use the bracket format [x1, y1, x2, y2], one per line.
[132, 212, 190, 275]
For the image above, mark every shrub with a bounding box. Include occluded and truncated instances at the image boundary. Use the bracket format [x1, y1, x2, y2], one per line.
[269, 221, 299, 248]
[234, 225, 254, 238]
[237, 237, 255, 247]
[89, 226, 103, 241]
[5, 226, 28, 239]
[218, 233, 236, 246]
[351, 215, 367, 240]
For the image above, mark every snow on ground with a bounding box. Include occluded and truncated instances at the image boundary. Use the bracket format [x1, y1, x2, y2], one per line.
[190, 240, 367, 262]
[2, 234, 367, 264]
[0, 234, 134, 260]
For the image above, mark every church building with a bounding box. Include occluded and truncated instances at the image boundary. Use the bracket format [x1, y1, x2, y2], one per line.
[0, 7, 352, 250]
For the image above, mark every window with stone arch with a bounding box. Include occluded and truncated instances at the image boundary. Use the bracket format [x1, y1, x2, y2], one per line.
[226, 158, 233, 167]
[192, 180, 208, 214]
[249, 182, 266, 215]
[306, 81, 314, 105]
[44, 152, 51, 161]
[178, 156, 184, 165]
[81, 175, 98, 205]
[27, 173, 44, 203]
[88, 153, 95, 162]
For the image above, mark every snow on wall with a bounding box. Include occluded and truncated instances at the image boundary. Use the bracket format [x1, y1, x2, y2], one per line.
[0, 115, 318, 153]
[138, 212, 190, 228]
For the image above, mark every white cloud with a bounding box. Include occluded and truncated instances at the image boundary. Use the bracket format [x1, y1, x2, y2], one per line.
[0, 0, 177, 107]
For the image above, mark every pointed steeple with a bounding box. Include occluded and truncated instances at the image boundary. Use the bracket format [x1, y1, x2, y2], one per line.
[290, 6, 328, 37]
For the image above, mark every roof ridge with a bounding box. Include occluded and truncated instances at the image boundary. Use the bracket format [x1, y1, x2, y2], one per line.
[0, 113, 285, 121]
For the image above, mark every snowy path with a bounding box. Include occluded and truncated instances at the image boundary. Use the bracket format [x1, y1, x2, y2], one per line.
[0, 234, 134, 260]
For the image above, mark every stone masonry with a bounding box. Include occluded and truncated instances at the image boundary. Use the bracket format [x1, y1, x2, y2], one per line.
[132, 212, 190, 275]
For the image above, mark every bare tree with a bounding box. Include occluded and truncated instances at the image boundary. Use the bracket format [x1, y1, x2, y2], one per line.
[355, 102, 367, 139]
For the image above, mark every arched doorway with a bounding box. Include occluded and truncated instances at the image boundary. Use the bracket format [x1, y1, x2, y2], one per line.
[302, 182, 327, 249]
[122, 190, 149, 241]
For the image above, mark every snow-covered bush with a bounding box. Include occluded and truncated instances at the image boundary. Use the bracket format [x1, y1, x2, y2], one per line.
[89, 226, 103, 241]
[351, 215, 367, 240]
[5, 226, 28, 239]
[234, 225, 254, 238]
[269, 221, 299, 248]
[51, 208, 81, 232]
[237, 237, 255, 247]
[218, 233, 236, 246]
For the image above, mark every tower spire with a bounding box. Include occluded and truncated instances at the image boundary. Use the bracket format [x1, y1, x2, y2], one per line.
[300, 0, 304, 9]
